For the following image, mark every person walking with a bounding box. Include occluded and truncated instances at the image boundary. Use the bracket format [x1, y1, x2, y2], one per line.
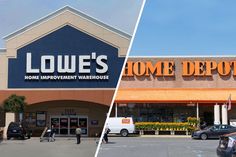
[50, 125, 56, 142]
[76, 125, 82, 144]
[103, 127, 110, 143]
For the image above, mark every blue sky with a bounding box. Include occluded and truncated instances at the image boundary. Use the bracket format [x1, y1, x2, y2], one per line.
[0, 0, 143, 48]
[2, 1, 234, 56]
[130, 0, 236, 56]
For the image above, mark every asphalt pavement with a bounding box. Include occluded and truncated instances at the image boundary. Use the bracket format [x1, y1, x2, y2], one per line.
[0, 137, 98, 157]
[97, 136, 219, 157]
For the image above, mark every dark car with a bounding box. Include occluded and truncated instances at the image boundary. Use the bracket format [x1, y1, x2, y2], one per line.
[192, 125, 236, 140]
[7, 122, 31, 140]
[217, 133, 236, 157]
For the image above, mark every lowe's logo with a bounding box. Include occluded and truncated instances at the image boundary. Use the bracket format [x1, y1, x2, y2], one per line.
[25, 52, 109, 81]
[8, 25, 124, 88]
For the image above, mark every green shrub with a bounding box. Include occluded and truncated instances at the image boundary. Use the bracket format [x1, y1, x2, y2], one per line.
[135, 122, 192, 131]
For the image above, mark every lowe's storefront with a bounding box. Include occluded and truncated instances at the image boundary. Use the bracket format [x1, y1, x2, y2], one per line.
[0, 6, 131, 136]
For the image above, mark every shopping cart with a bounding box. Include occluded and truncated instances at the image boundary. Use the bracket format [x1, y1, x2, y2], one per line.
[40, 127, 52, 142]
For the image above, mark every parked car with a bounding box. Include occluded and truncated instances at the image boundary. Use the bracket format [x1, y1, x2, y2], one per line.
[7, 122, 32, 140]
[192, 125, 236, 140]
[106, 117, 135, 137]
[217, 132, 236, 157]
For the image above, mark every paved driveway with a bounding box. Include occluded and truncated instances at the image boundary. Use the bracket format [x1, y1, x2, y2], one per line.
[98, 136, 219, 157]
[0, 137, 98, 157]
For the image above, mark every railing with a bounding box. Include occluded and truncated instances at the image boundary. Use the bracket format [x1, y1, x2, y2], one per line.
[138, 130, 190, 135]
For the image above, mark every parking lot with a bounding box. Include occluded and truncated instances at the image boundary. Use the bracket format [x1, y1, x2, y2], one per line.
[0, 137, 98, 157]
[98, 136, 219, 157]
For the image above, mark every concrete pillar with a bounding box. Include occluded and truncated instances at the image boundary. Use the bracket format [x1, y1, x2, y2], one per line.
[222, 104, 228, 125]
[214, 104, 221, 125]
[3, 113, 15, 139]
[19, 113, 23, 122]
[196, 103, 199, 120]
[155, 130, 159, 135]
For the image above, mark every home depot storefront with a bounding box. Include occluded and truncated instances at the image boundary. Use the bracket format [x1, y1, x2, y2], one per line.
[0, 6, 130, 137]
[114, 57, 236, 125]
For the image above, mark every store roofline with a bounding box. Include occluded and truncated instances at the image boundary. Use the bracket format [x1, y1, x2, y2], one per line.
[114, 100, 235, 103]
[115, 88, 236, 103]
[3, 5, 132, 41]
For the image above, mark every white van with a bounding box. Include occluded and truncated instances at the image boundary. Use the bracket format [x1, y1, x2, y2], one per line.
[106, 117, 135, 137]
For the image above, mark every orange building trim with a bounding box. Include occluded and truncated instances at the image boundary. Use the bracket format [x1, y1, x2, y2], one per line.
[0, 90, 114, 106]
[115, 88, 236, 103]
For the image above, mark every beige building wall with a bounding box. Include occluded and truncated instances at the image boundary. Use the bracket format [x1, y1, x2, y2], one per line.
[0, 52, 7, 90]
[3, 113, 15, 139]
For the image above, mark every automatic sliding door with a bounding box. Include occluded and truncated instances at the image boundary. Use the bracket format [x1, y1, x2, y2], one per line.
[60, 118, 68, 135]
[70, 117, 78, 135]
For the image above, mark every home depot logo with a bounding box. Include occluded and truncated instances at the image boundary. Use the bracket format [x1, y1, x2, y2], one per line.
[123, 61, 236, 77]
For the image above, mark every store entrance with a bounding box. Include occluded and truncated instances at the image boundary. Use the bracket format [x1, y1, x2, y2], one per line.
[50, 116, 88, 136]
[203, 112, 214, 125]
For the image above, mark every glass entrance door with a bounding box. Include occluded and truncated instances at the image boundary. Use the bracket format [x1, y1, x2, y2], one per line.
[69, 117, 78, 135]
[60, 117, 68, 135]
[50, 116, 88, 136]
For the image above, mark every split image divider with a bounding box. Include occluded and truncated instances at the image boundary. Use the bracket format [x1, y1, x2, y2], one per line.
[95, 1, 147, 157]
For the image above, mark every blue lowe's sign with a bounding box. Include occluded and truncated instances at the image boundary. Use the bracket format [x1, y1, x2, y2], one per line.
[8, 25, 124, 88]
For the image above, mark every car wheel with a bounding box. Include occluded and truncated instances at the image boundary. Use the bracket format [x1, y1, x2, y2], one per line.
[120, 129, 129, 137]
[200, 133, 207, 140]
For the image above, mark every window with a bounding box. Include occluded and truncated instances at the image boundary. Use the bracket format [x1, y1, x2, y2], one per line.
[220, 125, 228, 130]
[212, 125, 220, 130]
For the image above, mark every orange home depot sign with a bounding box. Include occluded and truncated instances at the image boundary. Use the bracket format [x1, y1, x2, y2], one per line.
[123, 61, 236, 77]
[123, 61, 175, 77]
[182, 61, 236, 76]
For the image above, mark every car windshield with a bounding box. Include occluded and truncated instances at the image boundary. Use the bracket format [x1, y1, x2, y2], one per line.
[202, 125, 220, 130]
[9, 123, 19, 128]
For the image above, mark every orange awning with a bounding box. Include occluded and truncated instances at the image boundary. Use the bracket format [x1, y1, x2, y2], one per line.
[115, 88, 236, 103]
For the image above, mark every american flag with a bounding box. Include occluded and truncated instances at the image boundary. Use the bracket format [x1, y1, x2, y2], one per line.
[227, 94, 232, 111]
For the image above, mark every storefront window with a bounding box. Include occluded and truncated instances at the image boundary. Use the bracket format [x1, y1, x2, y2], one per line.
[24, 112, 36, 127]
[116, 103, 195, 123]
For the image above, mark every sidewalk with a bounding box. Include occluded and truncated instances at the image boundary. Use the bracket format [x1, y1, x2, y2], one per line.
[0, 136, 98, 157]
[35, 136, 100, 141]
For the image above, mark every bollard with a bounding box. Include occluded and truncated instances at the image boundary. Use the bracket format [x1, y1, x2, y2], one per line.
[155, 130, 159, 135]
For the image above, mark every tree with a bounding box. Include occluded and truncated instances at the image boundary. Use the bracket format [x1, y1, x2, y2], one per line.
[3, 94, 27, 113]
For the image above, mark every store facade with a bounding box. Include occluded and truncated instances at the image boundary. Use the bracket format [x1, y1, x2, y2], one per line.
[114, 57, 236, 126]
[0, 6, 131, 136]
